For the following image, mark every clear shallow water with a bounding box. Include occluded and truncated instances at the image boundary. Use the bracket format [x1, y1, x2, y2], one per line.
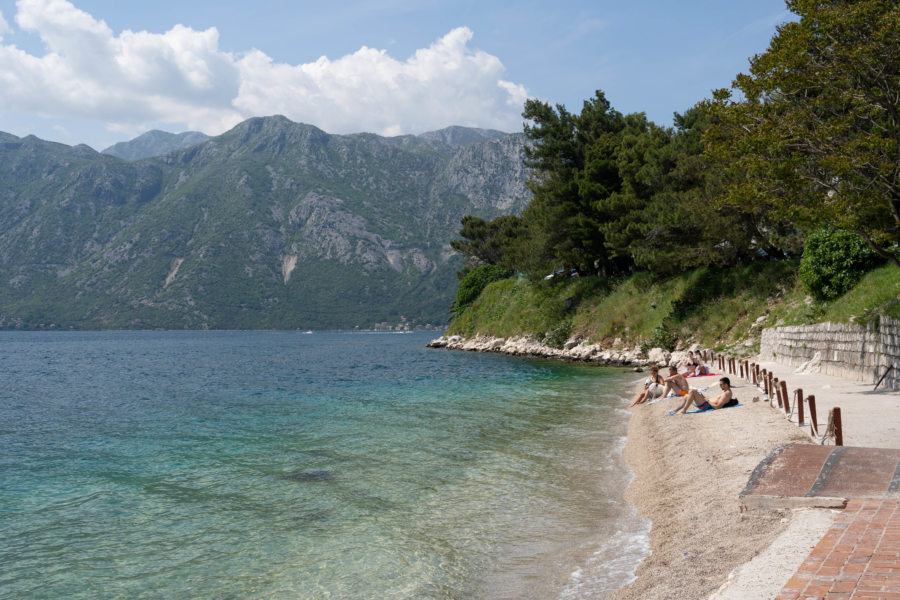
[0, 331, 647, 599]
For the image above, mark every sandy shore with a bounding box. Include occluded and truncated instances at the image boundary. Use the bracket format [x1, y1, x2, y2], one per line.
[610, 375, 813, 600]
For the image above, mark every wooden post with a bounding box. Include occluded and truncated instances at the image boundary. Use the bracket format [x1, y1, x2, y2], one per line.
[780, 380, 789, 414]
[774, 377, 782, 408]
[761, 369, 768, 394]
[808, 395, 818, 436]
[740, 361, 745, 379]
[796, 388, 804, 425]
[768, 372, 775, 400]
[833, 407, 843, 446]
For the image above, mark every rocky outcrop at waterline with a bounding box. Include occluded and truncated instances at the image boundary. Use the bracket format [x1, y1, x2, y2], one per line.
[427, 334, 696, 369]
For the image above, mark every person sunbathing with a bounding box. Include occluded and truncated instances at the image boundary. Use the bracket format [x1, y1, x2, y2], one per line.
[630, 366, 664, 407]
[681, 351, 699, 370]
[689, 362, 710, 377]
[671, 377, 737, 414]
[661, 365, 690, 398]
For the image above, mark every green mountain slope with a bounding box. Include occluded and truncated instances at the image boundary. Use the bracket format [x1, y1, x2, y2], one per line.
[101, 130, 211, 161]
[0, 117, 530, 330]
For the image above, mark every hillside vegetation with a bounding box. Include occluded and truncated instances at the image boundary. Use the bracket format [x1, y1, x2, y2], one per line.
[451, 2, 898, 308]
[446, 2, 899, 352]
[447, 262, 900, 355]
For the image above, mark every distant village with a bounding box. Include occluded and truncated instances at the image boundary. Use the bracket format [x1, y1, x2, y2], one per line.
[372, 315, 445, 332]
[0, 315, 27, 329]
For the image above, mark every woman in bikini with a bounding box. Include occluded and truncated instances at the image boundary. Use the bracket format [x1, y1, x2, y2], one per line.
[630, 366, 664, 407]
[671, 377, 737, 414]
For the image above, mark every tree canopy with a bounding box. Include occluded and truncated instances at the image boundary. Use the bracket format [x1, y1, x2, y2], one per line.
[450, 0, 899, 282]
[713, 0, 900, 266]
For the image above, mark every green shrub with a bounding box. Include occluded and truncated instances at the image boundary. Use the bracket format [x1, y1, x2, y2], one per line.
[544, 318, 573, 349]
[648, 324, 678, 351]
[454, 264, 511, 313]
[799, 227, 883, 301]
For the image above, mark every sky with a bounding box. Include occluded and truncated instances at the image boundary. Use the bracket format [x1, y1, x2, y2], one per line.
[0, 0, 794, 151]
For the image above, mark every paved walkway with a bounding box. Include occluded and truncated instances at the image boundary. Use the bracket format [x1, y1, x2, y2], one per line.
[740, 445, 900, 505]
[752, 360, 900, 450]
[775, 499, 900, 599]
[715, 356, 900, 598]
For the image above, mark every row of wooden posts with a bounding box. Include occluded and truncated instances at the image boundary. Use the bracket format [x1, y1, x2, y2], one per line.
[698, 350, 843, 446]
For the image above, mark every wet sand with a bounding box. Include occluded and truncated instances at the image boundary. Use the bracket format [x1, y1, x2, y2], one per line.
[611, 375, 811, 599]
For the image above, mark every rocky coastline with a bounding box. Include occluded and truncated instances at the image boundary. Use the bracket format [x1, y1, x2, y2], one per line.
[427, 334, 687, 368]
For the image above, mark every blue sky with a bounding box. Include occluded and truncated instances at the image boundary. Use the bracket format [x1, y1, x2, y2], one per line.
[0, 0, 793, 150]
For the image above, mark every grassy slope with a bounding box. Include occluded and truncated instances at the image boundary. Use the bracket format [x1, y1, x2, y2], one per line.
[447, 261, 900, 355]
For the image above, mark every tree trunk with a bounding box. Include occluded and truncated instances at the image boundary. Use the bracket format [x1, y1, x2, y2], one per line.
[858, 228, 900, 268]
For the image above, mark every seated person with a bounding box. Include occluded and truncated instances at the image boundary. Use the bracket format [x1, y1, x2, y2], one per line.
[671, 377, 738, 414]
[680, 351, 697, 370]
[690, 362, 710, 376]
[662, 365, 690, 398]
[630, 366, 664, 407]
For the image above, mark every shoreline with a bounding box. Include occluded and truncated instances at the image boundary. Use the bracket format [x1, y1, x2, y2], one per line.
[429, 334, 900, 597]
[428, 335, 833, 598]
[426, 334, 658, 366]
[609, 375, 813, 599]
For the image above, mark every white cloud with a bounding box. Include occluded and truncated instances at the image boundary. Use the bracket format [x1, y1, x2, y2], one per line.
[0, 0, 528, 139]
[234, 27, 527, 135]
[0, 10, 10, 40]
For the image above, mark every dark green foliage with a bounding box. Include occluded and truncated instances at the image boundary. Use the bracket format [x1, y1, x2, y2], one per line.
[648, 324, 678, 352]
[520, 91, 626, 276]
[544, 318, 573, 349]
[450, 214, 526, 274]
[454, 264, 512, 313]
[714, 0, 900, 267]
[799, 227, 884, 301]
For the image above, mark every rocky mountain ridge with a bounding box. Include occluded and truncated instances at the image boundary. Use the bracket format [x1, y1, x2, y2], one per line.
[0, 117, 531, 329]
[101, 130, 211, 161]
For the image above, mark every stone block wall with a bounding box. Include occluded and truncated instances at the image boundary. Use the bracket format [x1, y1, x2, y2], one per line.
[759, 317, 900, 390]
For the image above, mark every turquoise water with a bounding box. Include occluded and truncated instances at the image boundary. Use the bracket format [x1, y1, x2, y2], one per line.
[0, 331, 647, 599]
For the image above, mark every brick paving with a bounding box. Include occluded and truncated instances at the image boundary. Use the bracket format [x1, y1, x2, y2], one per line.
[775, 499, 900, 599]
[740, 445, 900, 501]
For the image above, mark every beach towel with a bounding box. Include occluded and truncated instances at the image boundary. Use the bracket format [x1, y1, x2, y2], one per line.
[684, 371, 722, 378]
[670, 402, 742, 415]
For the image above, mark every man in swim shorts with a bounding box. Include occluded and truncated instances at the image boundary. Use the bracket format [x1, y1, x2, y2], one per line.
[661, 365, 690, 399]
[671, 377, 735, 414]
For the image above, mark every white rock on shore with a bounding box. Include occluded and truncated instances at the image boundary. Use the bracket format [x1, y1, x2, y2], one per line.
[427, 334, 681, 368]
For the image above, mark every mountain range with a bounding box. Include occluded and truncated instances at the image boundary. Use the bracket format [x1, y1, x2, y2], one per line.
[0, 116, 530, 330]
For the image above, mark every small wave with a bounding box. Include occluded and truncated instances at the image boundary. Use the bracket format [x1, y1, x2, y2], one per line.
[558, 522, 652, 600]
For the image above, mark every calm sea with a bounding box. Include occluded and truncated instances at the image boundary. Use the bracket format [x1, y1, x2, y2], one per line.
[0, 331, 648, 599]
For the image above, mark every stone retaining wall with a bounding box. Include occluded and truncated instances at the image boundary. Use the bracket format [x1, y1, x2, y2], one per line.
[759, 317, 900, 390]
